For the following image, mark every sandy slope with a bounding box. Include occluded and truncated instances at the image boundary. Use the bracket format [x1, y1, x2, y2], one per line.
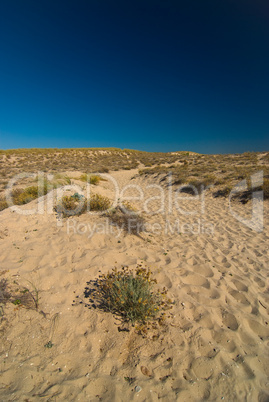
[0, 169, 269, 401]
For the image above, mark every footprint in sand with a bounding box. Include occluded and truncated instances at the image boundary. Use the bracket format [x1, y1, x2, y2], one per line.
[191, 357, 215, 380]
[212, 330, 237, 352]
[215, 255, 228, 264]
[193, 265, 214, 278]
[253, 276, 266, 288]
[239, 330, 257, 346]
[181, 273, 210, 288]
[209, 289, 220, 299]
[232, 280, 248, 292]
[228, 289, 250, 305]
[222, 311, 238, 331]
[186, 256, 199, 266]
[248, 320, 269, 338]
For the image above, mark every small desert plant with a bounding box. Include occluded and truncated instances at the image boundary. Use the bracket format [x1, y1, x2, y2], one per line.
[12, 186, 39, 204]
[87, 265, 172, 325]
[55, 193, 87, 217]
[89, 193, 111, 211]
[80, 173, 89, 182]
[52, 173, 71, 185]
[105, 205, 145, 234]
[80, 174, 102, 185]
[25, 280, 40, 310]
[0, 198, 8, 211]
[0, 278, 39, 314]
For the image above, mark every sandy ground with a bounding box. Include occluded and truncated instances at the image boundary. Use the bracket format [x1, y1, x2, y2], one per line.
[0, 169, 269, 401]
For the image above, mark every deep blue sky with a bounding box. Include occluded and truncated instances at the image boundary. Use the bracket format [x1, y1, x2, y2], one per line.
[0, 0, 268, 153]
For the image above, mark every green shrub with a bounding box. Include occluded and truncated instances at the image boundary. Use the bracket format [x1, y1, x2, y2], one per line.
[89, 265, 172, 325]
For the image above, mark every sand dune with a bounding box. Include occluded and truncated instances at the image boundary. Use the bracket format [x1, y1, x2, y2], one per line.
[0, 169, 269, 401]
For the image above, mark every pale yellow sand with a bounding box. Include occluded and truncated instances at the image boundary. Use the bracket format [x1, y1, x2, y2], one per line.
[0, 169, 269, 401]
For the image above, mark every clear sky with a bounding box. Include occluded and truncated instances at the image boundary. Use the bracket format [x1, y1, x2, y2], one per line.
[0, 0, 268, 153]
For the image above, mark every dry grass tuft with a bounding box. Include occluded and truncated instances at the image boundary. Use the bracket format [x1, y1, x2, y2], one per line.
[0, 277, 39, 320]
[55, 192, 111, 217]
[11, 186, 40, 205]
[55, 193, 87, 217]
[89, 193, 111, 211]
[105, 205, 145, 235]
[80, 174, 102, 185]
[0, 199, 8, 211]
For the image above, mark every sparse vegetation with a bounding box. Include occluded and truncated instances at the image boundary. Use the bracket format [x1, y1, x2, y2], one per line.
[80, 174, 102, 185]
[0, 174, 71, 211]
[89, 193, 111, 211]
[0, 199, 8, 211]
[86, 265, 173, 327]
[139, 152, 269, 203]
[55, 193, 87, 217]
[0, 148, 268, 208]
[105, 205, 145, 235]
[11, 186, 40, 204]
[55, 192, 111, 217]
[0, 185, 49, 209]
[0, 277, 39, 318]
[52, 173, 71, 185]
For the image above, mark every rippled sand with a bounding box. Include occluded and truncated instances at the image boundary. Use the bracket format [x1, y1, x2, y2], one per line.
[0, 169, 269, 401]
